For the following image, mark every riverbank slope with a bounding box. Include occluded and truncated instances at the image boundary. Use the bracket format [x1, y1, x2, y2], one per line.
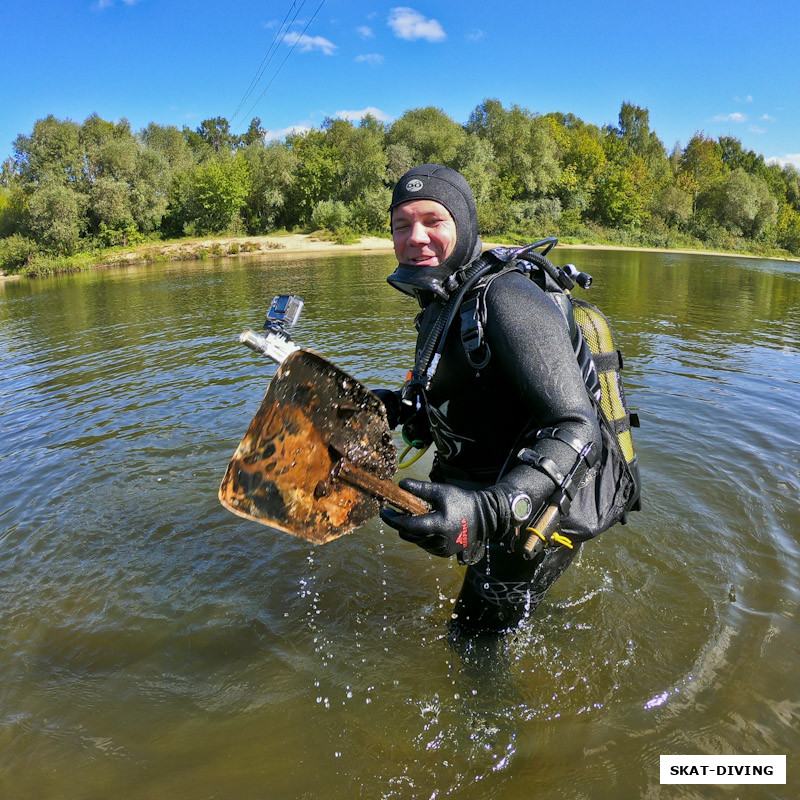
[3, 232, 798, 283]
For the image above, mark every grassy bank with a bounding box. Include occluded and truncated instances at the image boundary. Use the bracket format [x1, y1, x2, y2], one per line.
[498, 224, 800, 263]
[2, 228, 798, 281]
[2, 236, 290, 278]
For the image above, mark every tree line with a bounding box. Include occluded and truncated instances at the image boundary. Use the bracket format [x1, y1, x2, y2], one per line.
[2, 100, 799, 273]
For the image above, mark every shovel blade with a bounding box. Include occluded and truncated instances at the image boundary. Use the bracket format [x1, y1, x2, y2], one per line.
[219, 349, 397, 544]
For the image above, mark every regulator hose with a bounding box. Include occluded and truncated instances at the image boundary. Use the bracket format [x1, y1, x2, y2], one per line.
[407, 253, 500, 392]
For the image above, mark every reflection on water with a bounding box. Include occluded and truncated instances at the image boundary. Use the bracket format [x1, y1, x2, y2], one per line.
[1, 249, 798, 799]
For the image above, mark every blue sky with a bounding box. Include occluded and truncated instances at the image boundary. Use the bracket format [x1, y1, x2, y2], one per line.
[3, 0, 798, 167]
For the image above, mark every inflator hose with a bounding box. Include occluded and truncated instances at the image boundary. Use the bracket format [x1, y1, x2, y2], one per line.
[411, 254, 499, 384]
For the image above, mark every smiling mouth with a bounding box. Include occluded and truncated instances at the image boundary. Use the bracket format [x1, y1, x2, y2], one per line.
[411, 254, 439, 265]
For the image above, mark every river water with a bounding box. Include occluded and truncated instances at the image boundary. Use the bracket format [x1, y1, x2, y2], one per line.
[0, 247, 797, 799]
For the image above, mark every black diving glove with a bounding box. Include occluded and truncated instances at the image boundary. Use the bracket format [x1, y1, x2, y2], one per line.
[379, 478, 506, 565]
[371, 388, 402, 429]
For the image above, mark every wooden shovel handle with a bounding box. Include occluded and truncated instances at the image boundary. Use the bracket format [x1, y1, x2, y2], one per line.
[522, 504, 560, 557]
[337, 460, 431, 515]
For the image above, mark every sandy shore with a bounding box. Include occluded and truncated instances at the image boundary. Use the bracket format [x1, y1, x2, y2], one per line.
[120, 233, 396, 262]
[0, 234, 394, 283]
[561, 242, 800, 262]
[2, 233, 797, 283]
[111, 233, 800, 263]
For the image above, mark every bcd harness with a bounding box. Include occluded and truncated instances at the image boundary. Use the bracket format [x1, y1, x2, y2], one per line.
[400, 238, 641, 551]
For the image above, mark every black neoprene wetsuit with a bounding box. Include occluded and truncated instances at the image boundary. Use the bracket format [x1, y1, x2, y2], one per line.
[416, 268, 602, 632]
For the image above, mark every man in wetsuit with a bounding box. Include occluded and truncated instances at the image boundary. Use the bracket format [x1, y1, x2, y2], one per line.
[375, 164, 628, 633]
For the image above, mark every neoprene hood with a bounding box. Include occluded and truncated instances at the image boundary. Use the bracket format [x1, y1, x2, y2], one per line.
[387, 164, 482, 301]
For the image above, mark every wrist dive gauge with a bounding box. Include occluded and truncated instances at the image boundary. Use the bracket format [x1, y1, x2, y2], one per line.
[508, 492, 534, 525]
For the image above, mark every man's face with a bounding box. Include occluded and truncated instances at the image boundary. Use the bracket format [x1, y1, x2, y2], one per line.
[391, 200, 457, 267]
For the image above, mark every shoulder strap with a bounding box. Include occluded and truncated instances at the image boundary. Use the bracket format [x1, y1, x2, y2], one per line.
[406, 251, 507, 398]
[459, 257, 574, 370]
[459, 263, 521, 369]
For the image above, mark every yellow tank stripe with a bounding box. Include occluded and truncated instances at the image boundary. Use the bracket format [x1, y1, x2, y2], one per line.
[573, 299, 637, 463]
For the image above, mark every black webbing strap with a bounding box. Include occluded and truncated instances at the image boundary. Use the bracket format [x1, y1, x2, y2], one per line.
[591, 350, 623, 373]
[459, 264, 521, 370]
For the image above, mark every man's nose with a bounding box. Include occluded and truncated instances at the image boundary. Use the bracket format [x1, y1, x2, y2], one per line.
[408, 222, 430, 244]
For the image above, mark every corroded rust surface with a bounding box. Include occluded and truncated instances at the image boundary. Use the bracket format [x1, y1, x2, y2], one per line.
[219, 349, 397, 543]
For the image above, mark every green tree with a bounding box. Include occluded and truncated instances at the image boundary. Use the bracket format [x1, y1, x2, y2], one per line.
[89, 177, 134, 234]
[611, 102, 669, 176]
[467, 99, 559, 200]
[26, 180, 84, 253]
[601, 103, 669, 227]
[184, 154, 251, 234]
[323, 117, 386, 203]
[76, 116, 170, 238]
[385, 142, 414, 183]
[591, 165, 643, 228]
[349, 186, 392, 233]
[241, 118, 265, 147]
[0, 233, 38, 273]
[0, 182, 26, 238]
[80, 113, 118, 160]
[240, 140, 298, 232]
[311, 199, 351, 231]
[719, 136, 787, 204]
[710, 168, 778, 239]
[80, 114, 138, 183]
[679, 132, 724, 214]
[129, 147, 170, 234]
[12, 115, 83, 186]
[284, 129, 342, 226]
[1, 157, 15, 187]
[546, 114, 606, 211]
[650, 184, 693, 228]
[388, 107, 467, 168]
[718, 136, 765, 175]
[140, 123, 196, 174]
[775, 204, 800, 254]
[196, 117, 236, 154]
[458, 133, 495, 207]
[142, 123, 198, 237]
[182, 126, 214, 162]
[782, 164, 800, 210]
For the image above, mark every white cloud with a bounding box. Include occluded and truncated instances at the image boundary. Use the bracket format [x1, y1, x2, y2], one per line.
[355, 53, 384, 65]
[734, 94, 754, 103]
[761, 114, 775, 121]
[388, 7, 446, 42]
[283, 31, 337, 55]
[466, 29, 485, 42]
[264, 124, 311, 141]
[357, 25, 374, 38]
[96, 0, 138, 8]
[748, 125, 766, 135]
[334, 106, 391, 123]
[713, 112, 748, 123]
[767, 154, 800, 169]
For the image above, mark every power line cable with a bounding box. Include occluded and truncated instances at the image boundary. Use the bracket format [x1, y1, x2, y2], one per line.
[236, 0, 326, 132]
[230, 0, 306, 127]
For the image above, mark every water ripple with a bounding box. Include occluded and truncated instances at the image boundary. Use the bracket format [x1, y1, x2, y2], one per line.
[1, 250, 798, 798]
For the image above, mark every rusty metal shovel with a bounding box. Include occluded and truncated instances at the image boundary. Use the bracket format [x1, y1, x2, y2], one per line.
[219, 349, 429, 544]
